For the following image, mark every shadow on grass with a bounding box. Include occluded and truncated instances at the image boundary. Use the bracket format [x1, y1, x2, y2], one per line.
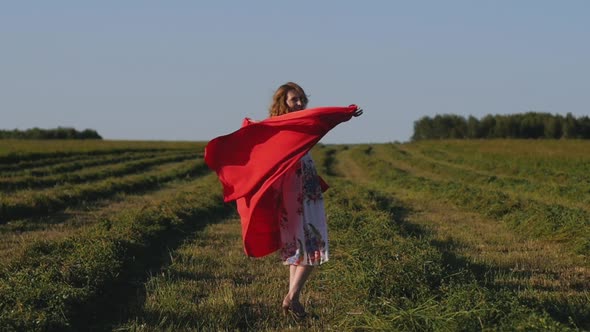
[159, 262, 257, 287]
[359, 183, 588, 329]
[431, 237, 590, 329]
[75, 201, 237, 332]
[130, 301, 273, 331]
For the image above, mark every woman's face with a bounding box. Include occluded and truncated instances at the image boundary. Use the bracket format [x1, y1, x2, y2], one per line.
[286, 90, 305, 112]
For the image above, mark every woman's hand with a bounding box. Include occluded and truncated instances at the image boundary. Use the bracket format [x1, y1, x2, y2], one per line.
[352, 106, 363, 117]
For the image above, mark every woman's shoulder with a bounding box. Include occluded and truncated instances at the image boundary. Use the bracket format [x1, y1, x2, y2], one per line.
[241, 117, 259, 128]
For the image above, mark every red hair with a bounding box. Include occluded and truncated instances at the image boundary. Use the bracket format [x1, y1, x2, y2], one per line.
[268, 82, 308, 117]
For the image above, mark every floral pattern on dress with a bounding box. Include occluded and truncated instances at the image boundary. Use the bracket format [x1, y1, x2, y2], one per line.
[300, 158, 323, 203]
[277, 153, 329, 266]
[279, 205, 289, 229]
[281, 236, 298, 263]
[303, 223, 326, 265]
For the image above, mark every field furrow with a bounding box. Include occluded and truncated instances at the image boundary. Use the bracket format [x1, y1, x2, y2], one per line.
[0, 173, 232, 331]
[0, 140, 204, 162]
[0, 147, 176, 166]
[390, 144, 590, 209]
[0, 154, 95, 173]
[346, 145, 590, 257]
[0, 158, 205, 223]
[1, 140, 588, 331]
[117, 217, 292, 331]
[0, 172, 213, 265]
[336, 146, 589, 329]
[0, 151, 198, 192]
[410, 140, 590, 186]
[0, 149, 190, 177]
[112, 147, 572, 331]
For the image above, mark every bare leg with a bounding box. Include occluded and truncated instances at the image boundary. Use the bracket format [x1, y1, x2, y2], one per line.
[289, 264, 297, 291]
[283, 265, 314, 317]
[288, 265, 314, 302]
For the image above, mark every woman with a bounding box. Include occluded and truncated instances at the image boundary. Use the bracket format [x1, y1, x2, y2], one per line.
[204, 82, 363, 319]
[268, 82, 362, 318]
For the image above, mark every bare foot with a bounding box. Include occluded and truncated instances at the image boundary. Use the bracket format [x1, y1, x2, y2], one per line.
[282, 295, 307, 319]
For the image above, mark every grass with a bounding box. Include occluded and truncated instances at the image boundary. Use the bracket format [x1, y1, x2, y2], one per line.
[0, 173, 231, 331]
[0, 139, 203, 158]
[113, 145, 580, 331]
[0, 151, 197, 191]
[390, 144, 590, 209]
[0, 139, 588, 331]
[409, 140, 590, 185]
[345, 144, 590, 257]
[0, 176, 217, 265]
[336, 144, 589, 329]
[0, 159, 206, 222]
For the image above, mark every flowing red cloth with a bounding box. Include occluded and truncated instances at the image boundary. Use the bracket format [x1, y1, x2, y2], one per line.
[205, 105, 358, 257]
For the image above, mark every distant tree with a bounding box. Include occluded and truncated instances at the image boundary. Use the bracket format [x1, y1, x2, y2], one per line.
[544, 115, 563, 139]
[479, 115, 496, 138]
[28, 127, 44, 140]
[578, 116, 590, 138]
[494, 115, 511, 138]
[466, 115, 479, 138]
[519, 113, 544, 138]
[432, 115, 450, 139]
[79, 129, 101, 139]
[0, 127, 102, 139]
[411, 111, 590, 140]
[448, 114, 467, 138]
[412, 116, 434, 141]
[562, 113, 578, 138]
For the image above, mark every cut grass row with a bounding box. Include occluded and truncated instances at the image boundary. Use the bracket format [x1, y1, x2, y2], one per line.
[381, 144, 590, 210]
[0, 175, 221, 266]
[0, 151, 198, 192]
[334, 146, 589, 329]
[348, 145, 590, 258]
[1, 141, 584, 330]
[322, 177, 569, 331]
[117, 218, 279, 331]
[401, 142, 590, 193]
[0, 146, 191, 166]
[0, 159, 206, 223]
[0, 153, 94, 173]
[0, 149, 192, 177]
[0, 173, 232, 331]
[409, 140, 590, 185]
[0, 139, 203, 162]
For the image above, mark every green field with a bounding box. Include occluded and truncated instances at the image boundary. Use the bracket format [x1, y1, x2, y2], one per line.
[0, 139, 588, 331]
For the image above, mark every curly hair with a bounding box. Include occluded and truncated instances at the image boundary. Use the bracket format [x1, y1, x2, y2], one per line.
[268, 82, 308, 117]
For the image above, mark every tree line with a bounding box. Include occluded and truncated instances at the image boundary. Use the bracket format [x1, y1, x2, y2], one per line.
[0, 127, 102, 140]
[412, 112, 590, 140]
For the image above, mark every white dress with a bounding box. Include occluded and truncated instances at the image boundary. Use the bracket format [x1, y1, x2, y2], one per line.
[276, 152, 329, 266]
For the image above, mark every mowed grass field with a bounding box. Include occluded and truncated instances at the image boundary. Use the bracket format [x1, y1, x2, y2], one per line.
[0, 139, 588, 331]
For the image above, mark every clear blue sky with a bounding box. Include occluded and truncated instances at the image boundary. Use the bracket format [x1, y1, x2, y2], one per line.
[2, 1, 589, 143]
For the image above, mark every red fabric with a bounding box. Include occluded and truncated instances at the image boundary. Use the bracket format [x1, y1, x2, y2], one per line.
[205, 105, 357, 257]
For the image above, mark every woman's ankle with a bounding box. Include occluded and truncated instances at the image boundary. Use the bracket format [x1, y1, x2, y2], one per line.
[284, 293, 300, 304]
